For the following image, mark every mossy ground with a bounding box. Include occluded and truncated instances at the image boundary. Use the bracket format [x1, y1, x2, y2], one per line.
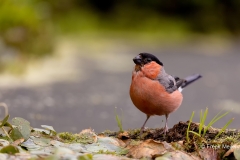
[101, 121, 240, 156]
[1, 120, 239, 159]
[58, 130, 97, 144]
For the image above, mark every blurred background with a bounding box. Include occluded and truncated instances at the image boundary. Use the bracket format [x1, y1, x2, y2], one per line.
[0, 0, 240, 133]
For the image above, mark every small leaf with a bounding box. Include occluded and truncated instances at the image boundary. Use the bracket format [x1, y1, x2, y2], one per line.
[10, 126, 31, 141]
[156, 150, 199, 160]
[223, 144, 240, 159]
[21, 139, 42, 151]
[12, 117, 30, 126]
[31, 136, 51, 147]
[0, 145, 19, 154]
[10, 117, 31, 141]
[126, 139, 173, 159]
[41, 125, 57, 135]
[10, 127, 25, 141]
[234, 148, 240, 159]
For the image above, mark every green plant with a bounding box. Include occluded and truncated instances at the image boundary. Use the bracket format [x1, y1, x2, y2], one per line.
[115, 107, 123, 132]
[0, 114, 12, 141]
[0, 103, 13, 141]
[0, 103, 32, 142]
[10, 117, 31, 141]
[215, 118, 234, 138]
[186, 111, 195, 143]
[186, 108, 233, 141]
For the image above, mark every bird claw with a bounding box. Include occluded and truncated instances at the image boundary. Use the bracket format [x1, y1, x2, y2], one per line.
[162, 126, 168, 135]
[140, 127, 148, 135]
[163, 128, 168, 135]
[139, 127, 148, 137]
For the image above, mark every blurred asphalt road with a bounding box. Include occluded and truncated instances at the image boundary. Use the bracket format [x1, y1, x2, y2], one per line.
[0, 37, 240, 133]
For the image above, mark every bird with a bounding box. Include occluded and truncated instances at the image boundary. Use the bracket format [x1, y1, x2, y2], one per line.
[129, 53, 202, 135]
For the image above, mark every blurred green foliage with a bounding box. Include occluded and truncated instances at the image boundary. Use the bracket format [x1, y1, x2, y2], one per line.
[0, 0, 240, 73]
[0, 0, 54, 73]
[47, 0, 240, 34]
[0, 0, 53, 56]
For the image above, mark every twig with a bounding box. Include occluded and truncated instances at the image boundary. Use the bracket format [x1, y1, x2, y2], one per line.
[0, 103, 9, 117]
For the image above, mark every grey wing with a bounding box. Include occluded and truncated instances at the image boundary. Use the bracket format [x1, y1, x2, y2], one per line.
[157, 72, 178, 93]
[173, 76, 186, 88]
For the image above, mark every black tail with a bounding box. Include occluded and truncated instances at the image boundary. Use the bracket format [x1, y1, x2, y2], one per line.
[181, 74, 202, 88]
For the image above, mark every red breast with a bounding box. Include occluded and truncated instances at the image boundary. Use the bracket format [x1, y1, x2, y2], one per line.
[130, 62, 183, 116]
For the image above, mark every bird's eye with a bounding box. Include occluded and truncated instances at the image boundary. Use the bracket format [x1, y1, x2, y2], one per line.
[143, 58, 152, 64]
[144, 58, 152, 64]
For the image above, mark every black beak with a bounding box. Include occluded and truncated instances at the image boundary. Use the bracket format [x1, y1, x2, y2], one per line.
[133, 55, 142, 65]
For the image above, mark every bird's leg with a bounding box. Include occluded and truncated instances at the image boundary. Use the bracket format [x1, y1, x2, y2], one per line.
[140, 115, 150, 135]
[163, 114, 169, 135]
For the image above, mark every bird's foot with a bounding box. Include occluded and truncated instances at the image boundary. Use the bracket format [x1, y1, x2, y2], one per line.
[162, 126, 168, 135]
[140, 127, 146, 136]
[140, 127, 148, 137]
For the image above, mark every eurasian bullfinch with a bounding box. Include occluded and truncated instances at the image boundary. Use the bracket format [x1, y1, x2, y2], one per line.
[130, 53, 202, 135]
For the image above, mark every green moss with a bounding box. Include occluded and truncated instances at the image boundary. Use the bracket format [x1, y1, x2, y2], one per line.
[118, 148, 129, 155]
[58, 132, 96, 144]
[128, 129, 140, 137]
[96, 149, 116, 155]
[214, 135, 239, 145]
[129, 140, 141, 146]
[100, 148, 129, 156]
[78, 153, 93, 160]
[103, 130, 112, 135]
[100, 130, 118, 137]
[58, 132, 76, 142]
[77, 134, 95, 144]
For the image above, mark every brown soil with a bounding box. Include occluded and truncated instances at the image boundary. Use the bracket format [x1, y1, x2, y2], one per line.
[101, 121, 240, 143]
